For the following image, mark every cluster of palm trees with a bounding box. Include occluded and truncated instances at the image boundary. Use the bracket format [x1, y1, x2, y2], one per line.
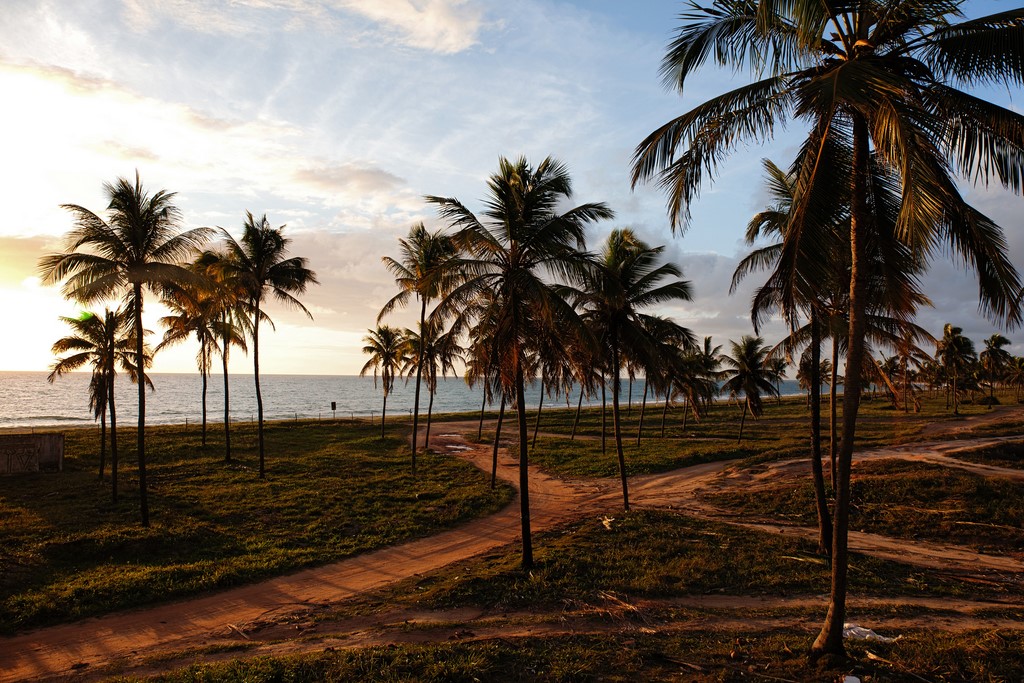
[41, 174, 317, 527]
[367, 156, 797, 567]
[632, 0, 1024, 660]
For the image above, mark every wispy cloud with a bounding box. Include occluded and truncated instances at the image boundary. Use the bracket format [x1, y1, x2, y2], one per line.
[338, 0, 487, 54]
[294, 163, 405, 195]
[117, 0, 487, 53]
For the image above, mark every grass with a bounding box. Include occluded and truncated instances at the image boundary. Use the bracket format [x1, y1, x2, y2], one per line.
[326, 509, 1010, 621]
[706, 459, 1024, 550]
[125, 629, 1024, 682]
[952, 440, 1024, 470]
[475, 390, 1007, 478]
[0, 419, 513, 633]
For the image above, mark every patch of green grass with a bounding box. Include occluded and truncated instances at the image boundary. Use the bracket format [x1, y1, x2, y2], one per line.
[952, 440, 1024, 469]
[483, 391, 998, 478]
[129, 629, 1024, 682]
[334, 510, 1007, 621]
[527, 436, 757, 477]
[707, 459, 1024, 550]
[0, 420, 513, 633]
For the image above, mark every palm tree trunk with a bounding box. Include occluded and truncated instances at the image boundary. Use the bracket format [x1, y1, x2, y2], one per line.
[108, 368, 118, 503]
[532, 378, 545, 450]
[222, 321, 232, 463]
[201, 358, 208, 447]
[627, 376, 633, 416]
[635, 380, 648, 446]
[98, 404, 107, 480]
[737, 402, 747, 444]
[600, 372, 607, 456]
[478, 382, 488, 441]
[253, 299, 266, 479]
[515, 360, 533, 569]
[491, 396, 506, 489]
[813, 112, 870, 658]
[953, 369, 959, 415]
[902, 359, 909, 413]
[830, 337, 839, 485]
[810, 311, 832, 556]
[611, 339, 630, 511]
[134, 283, 149, 527]
[381, 389, 388, 438]
[681, 395, 689, 433]
[661, 383, 671, 437]
[425, 387, 435, 452]
[411, 296, 427, 474]
[571, 388, 584, 440]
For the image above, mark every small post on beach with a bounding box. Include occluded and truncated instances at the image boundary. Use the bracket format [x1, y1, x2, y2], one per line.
[331, 401, 336, 420]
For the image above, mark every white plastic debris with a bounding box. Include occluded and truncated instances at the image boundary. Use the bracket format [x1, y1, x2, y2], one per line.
[843, 676, 861, 683]
[843, 622, 896, 643]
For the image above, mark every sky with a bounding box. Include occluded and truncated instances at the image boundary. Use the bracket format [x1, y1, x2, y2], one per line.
[0, 0, 1021, 376]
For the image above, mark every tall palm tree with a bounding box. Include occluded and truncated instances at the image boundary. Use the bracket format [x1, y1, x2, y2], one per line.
[219, 213, 318, 479]
[402, 320, 462, 450]
[379, 224, 457, 472]
[937, 323, 977, 415]
[196, 249, 250, 463]
[47, 309, 136, 498]
[39, 173, 210, 527]
[158, 280, 221, 446]
[735, 154, 930, 552]
[428, 155, 613, 569]
[568, 228, 694, 510]
[980, 333, 1012, 406]
[361, 325, 407, 438]
[720, 336, 779, 444]
[634, 4, 1024, 653]
[1007, 356, 1024, 402]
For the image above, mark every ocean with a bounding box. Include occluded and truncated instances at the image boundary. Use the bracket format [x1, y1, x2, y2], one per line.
[0, 371, 804, 429]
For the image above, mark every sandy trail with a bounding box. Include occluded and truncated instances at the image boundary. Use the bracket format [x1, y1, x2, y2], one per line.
[3, 413, 1022, 681]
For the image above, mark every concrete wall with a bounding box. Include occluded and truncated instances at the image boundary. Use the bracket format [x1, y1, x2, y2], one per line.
[0, 434, 64, 474]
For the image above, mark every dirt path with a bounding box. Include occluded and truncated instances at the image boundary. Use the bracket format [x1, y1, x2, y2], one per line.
[111, 593, 1024, 681]
[3, 413, 1023, 681]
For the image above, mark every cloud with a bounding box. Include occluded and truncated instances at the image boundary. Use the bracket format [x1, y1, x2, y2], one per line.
[338, 0, 486, 54]
[294, 163, 405, 195]
[116, 0, 487, 53]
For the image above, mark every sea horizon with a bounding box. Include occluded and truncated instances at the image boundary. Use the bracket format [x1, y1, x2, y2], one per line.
[0, 370, 805, 430]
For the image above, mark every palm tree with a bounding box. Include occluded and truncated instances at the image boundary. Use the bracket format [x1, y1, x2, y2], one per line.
[568, 228, 694, 510]
[1007, 356, 1024, 402]
[634, 5, 1024, 652]
[402, 320, 462, 450]
[720, 336, 779, 443]
[361, 325, 407, 438]
[47, 309, 135, 498]
[937, 324, 977, 415]
[734, 155, 930, 553]
[980, 333, 1012, 406]
[158, 279, 221, 446]
[428, 155, 613, 569]
[219, 212, 318, 479]
[380, 224, 457, 472]
[39, 173, 210, 527]
[196, 249, 250, 463]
